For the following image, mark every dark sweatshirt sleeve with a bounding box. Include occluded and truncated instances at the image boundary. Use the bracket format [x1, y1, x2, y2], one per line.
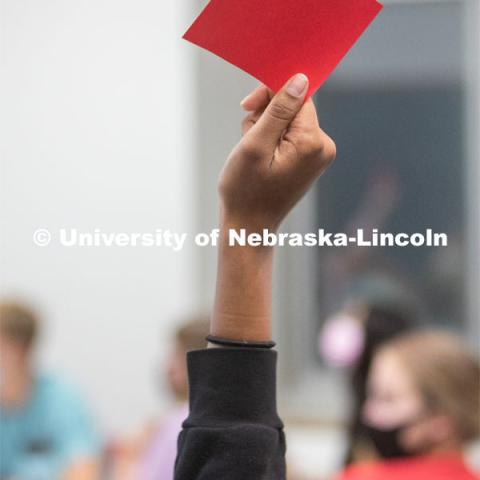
[174, 348, 286, 480]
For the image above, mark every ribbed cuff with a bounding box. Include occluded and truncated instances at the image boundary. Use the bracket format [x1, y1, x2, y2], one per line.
[184, 348, 282, 429]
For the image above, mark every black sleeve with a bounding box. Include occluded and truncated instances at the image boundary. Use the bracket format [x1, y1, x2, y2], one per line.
[174, 348, 286, 480]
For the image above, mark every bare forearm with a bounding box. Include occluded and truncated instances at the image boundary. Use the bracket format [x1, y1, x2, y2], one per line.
[175, 75, 335, 479]
[211, 219, 274, 342]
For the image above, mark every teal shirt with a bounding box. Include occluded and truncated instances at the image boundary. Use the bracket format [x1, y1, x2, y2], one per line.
[0, 375, 99, 479]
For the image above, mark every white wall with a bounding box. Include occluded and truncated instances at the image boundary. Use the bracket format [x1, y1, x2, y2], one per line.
[0, 0, 197, 435]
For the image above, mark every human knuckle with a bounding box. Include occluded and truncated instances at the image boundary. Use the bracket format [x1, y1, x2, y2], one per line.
[312, 131, 327, 151]
[296, 131, 323, 154]
[308, 133, 336, 169]
[268, 101, 295, 122]
[293, 132, 314, 153]
[242, 113, 257, 128]
[324, 136, 337, 163]
[241, 117, 253, 134]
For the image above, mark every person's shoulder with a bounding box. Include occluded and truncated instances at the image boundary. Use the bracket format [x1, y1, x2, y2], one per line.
[37, 373, 73, 394]
[35, 373, 85, 406]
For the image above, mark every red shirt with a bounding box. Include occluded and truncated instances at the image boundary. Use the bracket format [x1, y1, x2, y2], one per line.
[338, 455, 479, 480]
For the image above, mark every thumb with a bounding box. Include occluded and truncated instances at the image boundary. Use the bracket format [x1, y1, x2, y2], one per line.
[252, 74, 309, 147]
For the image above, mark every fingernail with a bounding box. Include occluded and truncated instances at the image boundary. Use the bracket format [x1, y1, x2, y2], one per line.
[286, 74, 308, 98]
[240, 95, 250, 108]
[241, 93, 256, 111]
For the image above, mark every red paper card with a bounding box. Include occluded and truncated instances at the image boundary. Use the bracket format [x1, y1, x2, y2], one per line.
[183, 0, 383, 98]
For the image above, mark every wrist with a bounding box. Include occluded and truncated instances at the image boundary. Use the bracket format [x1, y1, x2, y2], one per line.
[219, 204, 281, 237]
[219, 220, 279, 257]
[218, 224, 275, 263]
[213, 223, 274, 343]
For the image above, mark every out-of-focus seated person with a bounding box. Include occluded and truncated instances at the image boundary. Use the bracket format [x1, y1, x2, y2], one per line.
[108, 315, 209, 480]
[0, 301, 100, 480]
[338, 330, 480, 480]
[140, 316, 209, 480]
[320, 301, 415, 466]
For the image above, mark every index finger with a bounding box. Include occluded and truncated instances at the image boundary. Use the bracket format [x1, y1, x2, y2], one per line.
[240, 85, 273, 112]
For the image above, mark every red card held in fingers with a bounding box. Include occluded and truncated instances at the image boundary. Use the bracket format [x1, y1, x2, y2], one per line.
[183, 0, 383, 99]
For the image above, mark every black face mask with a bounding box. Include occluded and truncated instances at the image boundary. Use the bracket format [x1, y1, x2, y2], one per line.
[362, 422, 416, 460]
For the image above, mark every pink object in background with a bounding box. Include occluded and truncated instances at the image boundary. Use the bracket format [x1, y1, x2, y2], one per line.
[140, 404, 188, 480]
[319, 313, 365, 368]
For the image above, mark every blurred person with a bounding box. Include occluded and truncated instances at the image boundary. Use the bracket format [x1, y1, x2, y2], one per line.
[0, 301, 100, 480]
[320, 302, 416, 465]
[140, 316, 209, 480]
[338, 330, 479, 480]
[108, 316, 209, 480]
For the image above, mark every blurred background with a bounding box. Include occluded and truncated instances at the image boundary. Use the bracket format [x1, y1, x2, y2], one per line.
[1, 0, 479, 479]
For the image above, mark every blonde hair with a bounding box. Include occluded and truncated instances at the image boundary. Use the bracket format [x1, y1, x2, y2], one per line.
[382, 330, 480, 443]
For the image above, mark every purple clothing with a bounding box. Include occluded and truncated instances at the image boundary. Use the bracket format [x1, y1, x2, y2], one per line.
[140, 404, 188, 480]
